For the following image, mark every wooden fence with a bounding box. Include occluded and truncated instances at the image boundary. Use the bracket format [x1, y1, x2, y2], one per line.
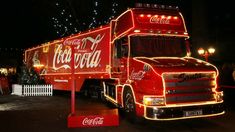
[12, 84, 53, 96]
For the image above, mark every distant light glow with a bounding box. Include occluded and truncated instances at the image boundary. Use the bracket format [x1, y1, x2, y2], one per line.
[208, 47, 215, 54]
[198, 48, 205, 55]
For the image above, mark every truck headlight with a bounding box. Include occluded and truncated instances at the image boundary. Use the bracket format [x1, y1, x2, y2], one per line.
[143, 96, 165, 106]
[216, 92, 223, 102]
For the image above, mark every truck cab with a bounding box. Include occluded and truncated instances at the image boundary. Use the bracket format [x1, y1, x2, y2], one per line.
[107, 6, 224, 120]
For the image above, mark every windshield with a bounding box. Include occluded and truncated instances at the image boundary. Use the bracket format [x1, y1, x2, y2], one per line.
[130, 36, 187, 57]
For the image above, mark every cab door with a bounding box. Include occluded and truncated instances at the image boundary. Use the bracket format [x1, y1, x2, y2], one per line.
[111, 37, 128, 83]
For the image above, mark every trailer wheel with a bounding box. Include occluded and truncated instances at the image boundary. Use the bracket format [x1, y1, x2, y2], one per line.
[123, 88, 138, 122]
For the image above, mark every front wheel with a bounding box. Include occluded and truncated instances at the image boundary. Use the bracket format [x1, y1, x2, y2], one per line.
[123, 88, 142, 123]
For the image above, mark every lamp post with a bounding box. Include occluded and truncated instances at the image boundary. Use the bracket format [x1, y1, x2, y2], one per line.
[198, 47, 215, 62]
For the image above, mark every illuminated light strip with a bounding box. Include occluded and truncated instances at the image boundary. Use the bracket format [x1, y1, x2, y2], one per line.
[183, 56, 219, 76]
[162, 71, 218, 106]
[26, 27, 112, 78]
[103, 82, 118, 104]
[112, 10, 189, 43]
[119, 82, 224, 120]
[24, 40, 62, 62]
[111, 9, 135, 43]
[108, 20, 112, 77]
[132, 57, 163, 77]
[120, 50, 219, 108]
[144, 111, 225, 121]
[129, 32, 189, 38]
[121, 84, 142, 108]
[114, 53, 220, 119]
[138, 14, 178, 19]
[130, 56, 219, 107]
[131, 9, 136, 27]
[183, 56, 219, 92]
[118, 73, 221, 119]
[41, 72, 110, 76]
[117, 83, 145, 108]
[25, 26, 110, 61]
[126, 35, 131, 81]
[152, 56, 187, 60]
[107, 8, 218, 119]
[25, 40, 62, 52]
[179, 12, 188, 35]
[62, 26, 110, 41]
[145, 100, 223, 108]
[54, 79, 68, 83]
[109, 15, 122, 86]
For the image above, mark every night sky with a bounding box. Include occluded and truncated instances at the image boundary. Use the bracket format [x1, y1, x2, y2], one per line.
[1, 0, 234, 63]
[1, 0, 191, 49]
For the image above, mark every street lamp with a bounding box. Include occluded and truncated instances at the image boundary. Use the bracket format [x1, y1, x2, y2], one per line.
[198, 47, 215, 62]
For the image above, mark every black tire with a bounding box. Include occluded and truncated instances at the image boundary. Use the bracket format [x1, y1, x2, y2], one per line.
[123, 88, 143, 123]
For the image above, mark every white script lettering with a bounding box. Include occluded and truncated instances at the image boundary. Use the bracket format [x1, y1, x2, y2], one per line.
[82, 117, 104, 126]
[52, 34, 105, 70]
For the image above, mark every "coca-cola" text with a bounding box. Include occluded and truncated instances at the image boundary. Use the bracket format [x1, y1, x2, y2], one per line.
[52, 34, 105, 70]
[82, 117, 104, 126]
[150, 16, 170, 24]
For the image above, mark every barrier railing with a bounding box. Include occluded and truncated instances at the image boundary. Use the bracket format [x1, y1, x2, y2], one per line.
[11, 84, 53, 96]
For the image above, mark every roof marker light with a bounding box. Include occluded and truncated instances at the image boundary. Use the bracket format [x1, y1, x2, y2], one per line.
[167, 16, 172, 19]
[173, 16, 178, 20]
[140, 14, 144, 17]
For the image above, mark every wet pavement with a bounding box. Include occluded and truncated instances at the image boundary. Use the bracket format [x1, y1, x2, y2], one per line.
[1, 90, 235, 132]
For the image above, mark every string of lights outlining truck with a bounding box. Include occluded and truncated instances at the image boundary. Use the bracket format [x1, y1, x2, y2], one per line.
[24, 4, 224, 122]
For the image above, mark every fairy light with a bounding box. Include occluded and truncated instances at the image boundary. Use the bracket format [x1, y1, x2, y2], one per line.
[107, 0, 118, 21]
[89, 0, 99, 29]
[51, 1, 80, 37]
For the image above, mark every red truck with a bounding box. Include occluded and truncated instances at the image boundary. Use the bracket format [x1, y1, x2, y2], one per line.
[24, 5, 224, 121]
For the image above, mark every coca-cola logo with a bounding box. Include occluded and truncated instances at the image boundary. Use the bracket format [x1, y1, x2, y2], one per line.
[52, 34, 105, 70]
[64, 39, 81, 45]
[82, 117, 104, 126]
[150, 16, 170, 24]
[130, 69, 145, 80]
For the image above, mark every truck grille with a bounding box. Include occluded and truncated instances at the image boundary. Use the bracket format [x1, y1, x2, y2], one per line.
[163, 72, 216, 104]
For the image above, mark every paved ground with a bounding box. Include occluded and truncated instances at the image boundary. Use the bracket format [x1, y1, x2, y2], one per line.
[0, 89, 235, 132]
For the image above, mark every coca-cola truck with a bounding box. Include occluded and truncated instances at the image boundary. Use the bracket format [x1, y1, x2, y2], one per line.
[24, 5, 224, 121]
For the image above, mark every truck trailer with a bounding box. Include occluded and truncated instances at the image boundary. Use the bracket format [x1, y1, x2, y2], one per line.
[24, 4, 224, 121]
